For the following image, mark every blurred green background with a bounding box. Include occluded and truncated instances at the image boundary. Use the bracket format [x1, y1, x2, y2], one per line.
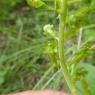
[0, 0, 95, 95]
[0, 1, 62, 94]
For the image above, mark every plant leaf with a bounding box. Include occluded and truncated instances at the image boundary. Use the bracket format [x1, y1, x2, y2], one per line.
[27, 0, 49, 9]
[78, 63, 95, 95]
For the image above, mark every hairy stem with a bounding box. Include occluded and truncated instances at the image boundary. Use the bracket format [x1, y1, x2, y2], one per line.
[58, 0, 80, 95]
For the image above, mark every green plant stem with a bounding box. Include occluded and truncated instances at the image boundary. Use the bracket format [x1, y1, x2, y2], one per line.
[81, 79, 92, 95]
[58, 0, 80, 95]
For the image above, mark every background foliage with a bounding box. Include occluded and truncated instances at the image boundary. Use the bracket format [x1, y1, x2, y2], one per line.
[0, 0, 95, 95]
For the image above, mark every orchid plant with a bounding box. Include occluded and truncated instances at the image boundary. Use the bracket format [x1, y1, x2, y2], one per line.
[27, 0, 95, 95]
